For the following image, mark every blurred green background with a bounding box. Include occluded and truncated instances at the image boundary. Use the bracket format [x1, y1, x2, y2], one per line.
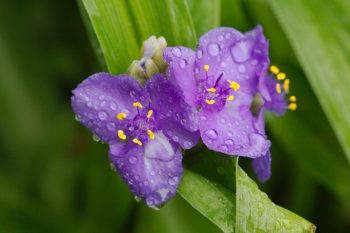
[0, 0, 350, 232]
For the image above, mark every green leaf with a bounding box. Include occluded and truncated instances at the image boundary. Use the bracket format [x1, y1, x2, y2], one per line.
[81, 0, 140, 74]
[178, 169, 236, 233]
[188, 0, 221, 36]
[236, 166, 316, 233]
[128, 0, 197, 47]
[268, 0, 350, 163]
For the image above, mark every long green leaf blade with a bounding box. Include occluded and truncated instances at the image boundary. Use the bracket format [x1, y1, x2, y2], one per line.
[236, 166, 316, 233]
[268, 0, 350, 163]
[128, 0, 197, 47]
[81, 0, 140, 74]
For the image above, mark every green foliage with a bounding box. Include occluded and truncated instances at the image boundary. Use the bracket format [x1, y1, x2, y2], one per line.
[1, 0, 350, 232]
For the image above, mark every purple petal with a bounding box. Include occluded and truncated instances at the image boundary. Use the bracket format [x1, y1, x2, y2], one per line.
[259, 72, 287, 115]
[252, 151, 271, 182]
[195, 25, 269, 94]
[199, 93, 270, 158]
[109, 132, 183, 207]
[71, 73, 149, 143]
[145, 74, 200, 148]
[163, 47, 197, 106]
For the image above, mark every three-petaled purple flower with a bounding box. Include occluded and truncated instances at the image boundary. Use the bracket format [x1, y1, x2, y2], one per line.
[164, 26, 295, 181]
[71, 73, 199, 207]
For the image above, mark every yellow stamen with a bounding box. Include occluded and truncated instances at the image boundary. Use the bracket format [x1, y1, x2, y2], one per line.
[284, 79, 290, 92]
[117, 130, 126, 140]
[132, 138, 143, 146]
[133, 102, 143, 108]
[205, 99, 215, 105]
[276, 83, 281, 94]
[147, 109, 153, 119]
[227, 95, 235, 101]
[277, 72, 286, 80]
[207, 87, 216, 93]
[288, 103, 297, 111]
[116, 112, 126, 120]
[289, 96, 296, 102]
[204, 65, 210, 72]
[228, 80, 240, 91]
[270, 65, 279, 74]
[147, 130, 155, 140]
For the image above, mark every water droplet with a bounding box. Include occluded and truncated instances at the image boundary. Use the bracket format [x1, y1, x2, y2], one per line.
[98, 111, 108, 120]
[134, 196, 142, 202]
[179, 59, 187, 68]
[217, 35, 224, 41]
[196, 49, 203, 58]
[107, 122, 116, 131]
[231, 42, 251, 63]
[172, 136, 179, 142]
[166, 110, 172, 117]
[100, 101, 106, 107]
[200, 116, 207, 121]
[220, 62, 226, 68]
[110, 102, 118, 110]
[92, 134, 100, 142]
[195, 67, 200, 74]
[227, 131, 233, 137]
[220, 145, 228, 151]
[74, 115, 80, 122]
[205, 129, 218, 139]
[184, 141, 192, 148]
[172, 47, 182, 57]
[220, 118, 226, 123]
[225, 139, 234, 146]
[150, 205, 160, 211]
[140, 96, 145, 101]
[129, 90, 137, 98]
[99, 95, 105, 100]
[87, 102, 93, 108]
[225, 33, 231, 39]
[238, 64, 246, 73]
[129, 156, 137, 164]
[143, 181, 149, 186]
[109, 163, 116, 172]
[168, 176, 178, 186]
[88, 113, 94, 119]
[207, 42, 220, 56]
[180, 118, 187, 125]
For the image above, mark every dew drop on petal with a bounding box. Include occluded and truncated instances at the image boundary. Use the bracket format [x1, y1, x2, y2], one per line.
[168, 176, 178, 186]
[220, 145, 228, 151]
[98, 111, 108, 120]
[179, 59, 187, 68]
[205, 129, 218, 139]
[172, 47, 182, 57]
[231, 42, 251, 63]
[129, 156, 137, 164]
[225, 139, 234, 146]
[196, 49, 203, 58]
[207, 42, 220, 56]
[129, 90, 137, 98]
[238, 64, 246, 73]
[184, 141, 192, 148]
[107, 122, 116, 131]
[110, 102, 118, 110]
[217, 35, 224, 41]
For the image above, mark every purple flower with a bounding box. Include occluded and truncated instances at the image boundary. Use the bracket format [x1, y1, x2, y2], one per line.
[71, 73, 199, 207]
[164, 26, 295, 182]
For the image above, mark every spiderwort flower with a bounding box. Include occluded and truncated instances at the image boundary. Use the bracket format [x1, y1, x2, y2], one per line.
[71, 73, 199, 207]
[164, 26, 296, 181]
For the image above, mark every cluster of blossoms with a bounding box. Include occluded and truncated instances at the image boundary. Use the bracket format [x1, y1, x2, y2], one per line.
[71, 26, 296, 207]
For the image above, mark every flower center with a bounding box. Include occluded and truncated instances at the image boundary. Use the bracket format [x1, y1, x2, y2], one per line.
[115, 102, 156, 146]
[197, 65, 240, 111]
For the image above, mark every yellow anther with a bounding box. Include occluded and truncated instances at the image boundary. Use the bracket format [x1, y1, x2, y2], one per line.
[289, 96, 296, 102]
[277, 72, 286, 80]
[288, 103, 297, 111]
[117, 130, 127, 140]
[147, 109, 153, 119]
[205, 99, 215, 105]
[116, 112, 127, 120]
[227, 95, 235, 101]
[228, 80, 240, 91]
[207, 87, 217, 93]
[132, 138, 143, 146]
[270, 65, 279, 74]
[276, 83, 281, 94]
[133, 102, 143, 108]
[204, 65, 210, 72]
[284, 79, 290, 92]
[147, 129, 155, 140]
